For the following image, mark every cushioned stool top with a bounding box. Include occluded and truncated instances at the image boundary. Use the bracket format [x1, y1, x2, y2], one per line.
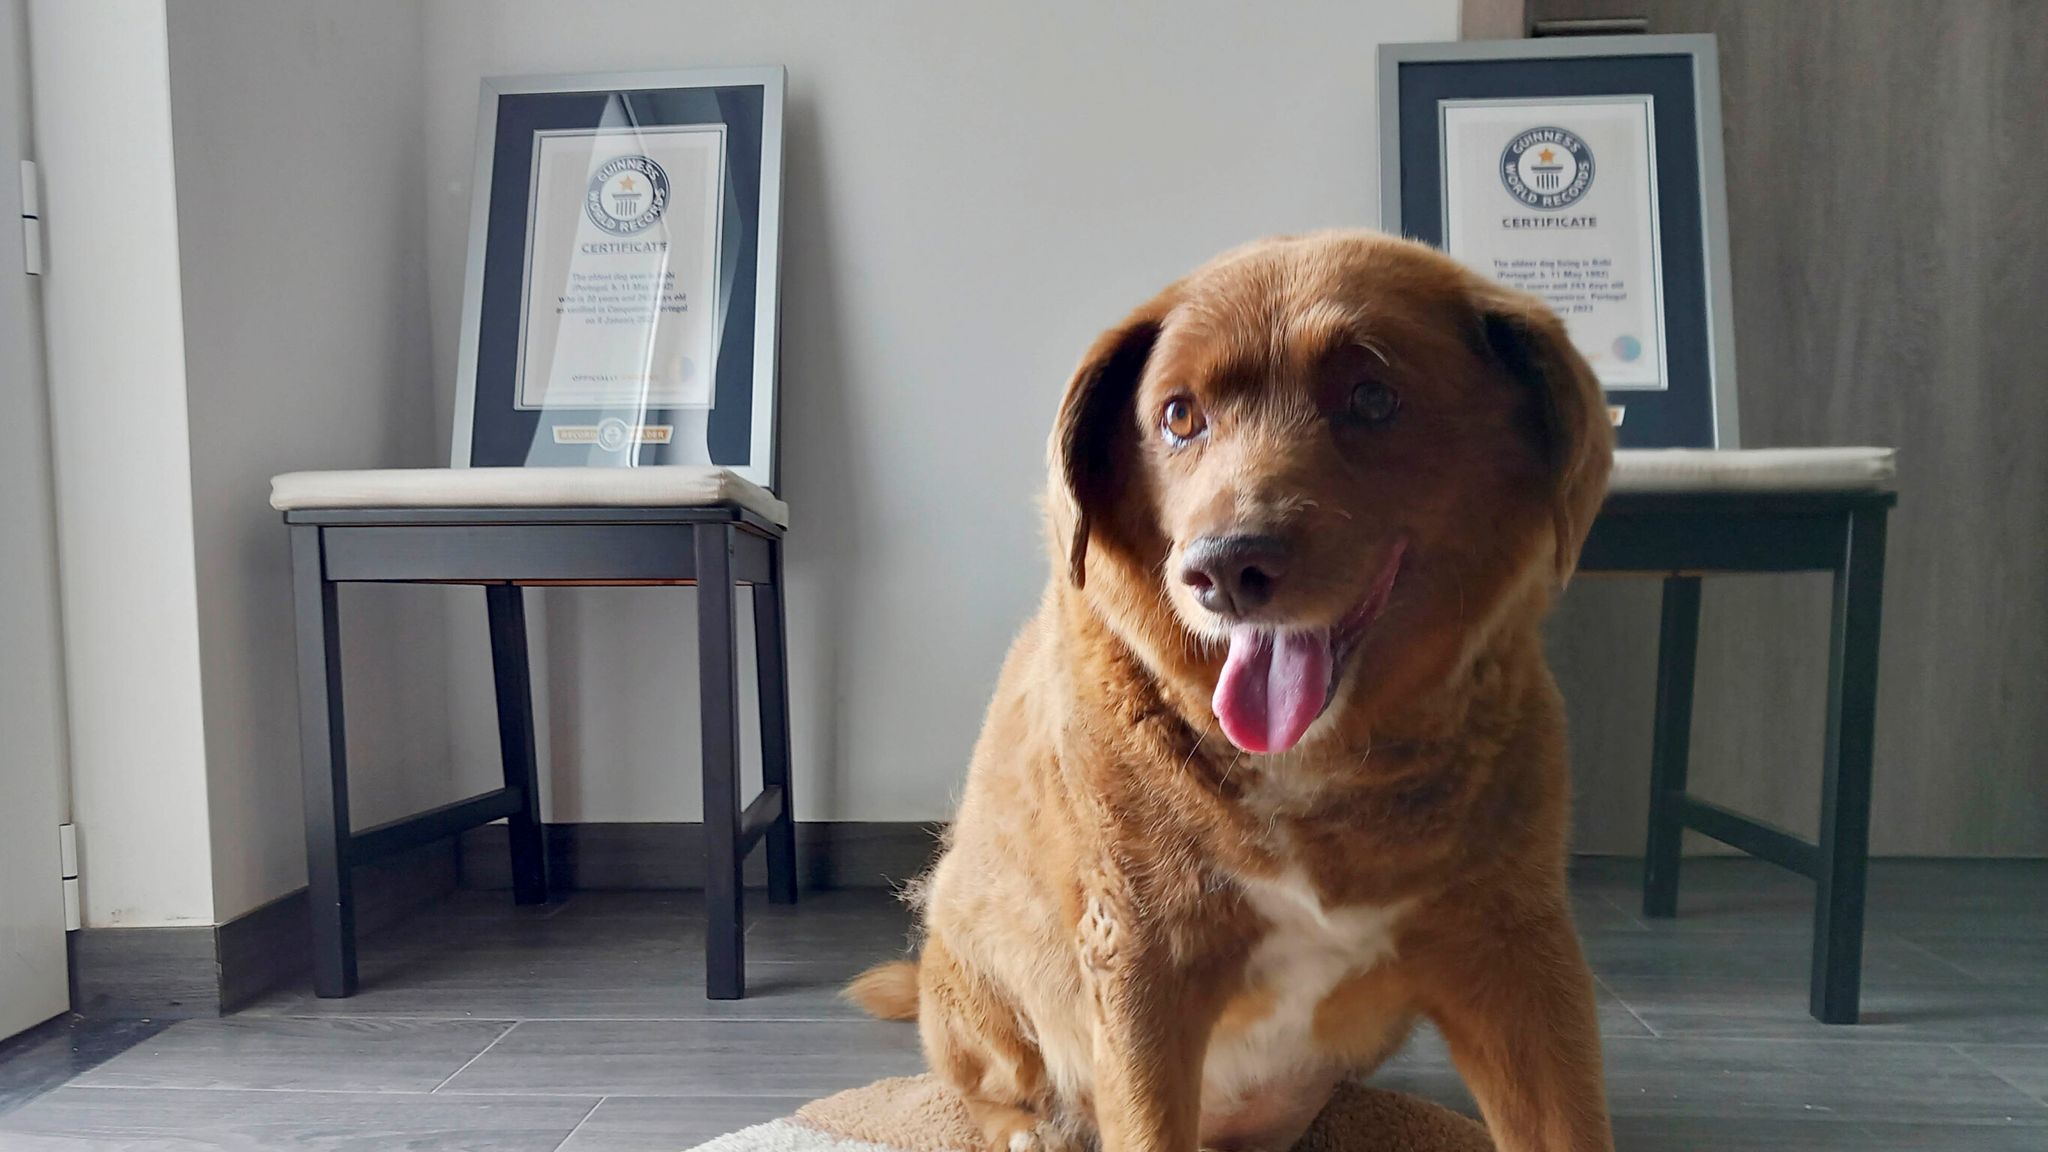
[1611, 447, 1895, 495]
[271, 450, 1890, 530]
[270, 466, 790, 528]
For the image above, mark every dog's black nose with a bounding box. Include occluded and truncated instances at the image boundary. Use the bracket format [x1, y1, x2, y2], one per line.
[1181, 534, 1289, 617]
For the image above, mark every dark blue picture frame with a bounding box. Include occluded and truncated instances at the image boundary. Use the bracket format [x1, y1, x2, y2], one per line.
[1378, 37, 1739, 449]
[453, 68, 786, 487]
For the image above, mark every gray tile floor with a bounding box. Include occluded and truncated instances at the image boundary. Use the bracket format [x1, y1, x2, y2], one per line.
[0, 859, 2042, 1150]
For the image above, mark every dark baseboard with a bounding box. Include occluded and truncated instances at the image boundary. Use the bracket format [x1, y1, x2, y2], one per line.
[68, 925, 218, 1019]
[71, 824, 934, 1019]
[459, 821, 942, 892]
[214, 840, 460, 1013]
[68, 839, 459, 1019]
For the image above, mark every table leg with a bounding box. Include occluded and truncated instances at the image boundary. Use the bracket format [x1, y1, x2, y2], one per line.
[291, 525, 356, 997]
[1644, 575, 1702, 919]
[487, 584, 548, 905]
[754, 537, 799, 905]
[1811, 506, 1887, 1024]
[696, 523, 745, 999]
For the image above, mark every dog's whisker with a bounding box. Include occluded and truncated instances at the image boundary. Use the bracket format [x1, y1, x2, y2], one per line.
[1178, 724, 1209, 778]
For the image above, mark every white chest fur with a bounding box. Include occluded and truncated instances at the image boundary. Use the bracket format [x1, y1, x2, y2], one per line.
[1203, 871, 1409, 1107]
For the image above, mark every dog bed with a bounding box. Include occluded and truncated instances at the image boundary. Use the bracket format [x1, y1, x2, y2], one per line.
[686, 1075, 1493, 1152]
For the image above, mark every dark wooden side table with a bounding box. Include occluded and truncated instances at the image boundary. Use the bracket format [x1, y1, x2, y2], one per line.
[1580, 448, 1897, 1023]
[273, 467, 798, 1000]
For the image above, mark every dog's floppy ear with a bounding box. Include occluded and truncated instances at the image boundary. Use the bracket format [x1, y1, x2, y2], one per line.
[1475, 286, 1614, 584]
[1051, 297, 1172, 588]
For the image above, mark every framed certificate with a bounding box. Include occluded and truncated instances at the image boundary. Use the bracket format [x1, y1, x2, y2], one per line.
[453, 68, 786, 486]
[1379, 36, 1738, 448]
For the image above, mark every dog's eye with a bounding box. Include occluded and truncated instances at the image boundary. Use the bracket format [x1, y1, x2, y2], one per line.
[1161, 396, 1207, 445]
[1346, 382, 1401, 425]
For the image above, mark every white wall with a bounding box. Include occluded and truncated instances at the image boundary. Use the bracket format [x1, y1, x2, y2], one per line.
[27, 0, 213, 927]
[25, 0, 1461, 924]
[165, 0, 453, 922]
[421, 0, 1460, 821]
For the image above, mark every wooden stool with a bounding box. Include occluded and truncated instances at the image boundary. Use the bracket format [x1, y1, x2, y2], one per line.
[1584, 447, 1897, 1023]
[272, 466, 797, 1000]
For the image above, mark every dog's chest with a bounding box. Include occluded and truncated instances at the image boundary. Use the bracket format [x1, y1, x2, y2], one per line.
[1203, 871, 1407, 1102]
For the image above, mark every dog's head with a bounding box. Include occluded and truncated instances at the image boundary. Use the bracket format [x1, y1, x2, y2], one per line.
[1050, 232, 1611, 755]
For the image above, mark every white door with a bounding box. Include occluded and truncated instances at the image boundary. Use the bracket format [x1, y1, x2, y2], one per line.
[0, 0, 71, 1043]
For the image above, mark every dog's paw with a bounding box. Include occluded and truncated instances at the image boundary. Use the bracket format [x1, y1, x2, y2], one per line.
[978, 1113, 1073, 1152]
[1076, 893, 1125, 973]
[1005, 1123, 1080, 1152]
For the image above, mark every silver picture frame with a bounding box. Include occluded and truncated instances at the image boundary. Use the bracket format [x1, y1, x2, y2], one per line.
[1378, 35, 1740, 449]
[451, 66, 787, 488]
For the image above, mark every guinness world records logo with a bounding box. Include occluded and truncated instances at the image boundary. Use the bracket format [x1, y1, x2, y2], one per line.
[595, 417, 633, 452]
[1500, 127, 1594, 210]
[586, 154, 671, 236]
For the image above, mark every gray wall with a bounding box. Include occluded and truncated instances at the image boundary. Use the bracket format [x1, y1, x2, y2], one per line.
[1533, 0, 2048, 855]
[148, 0, 2043, 894]
[167, 0, 458, 919]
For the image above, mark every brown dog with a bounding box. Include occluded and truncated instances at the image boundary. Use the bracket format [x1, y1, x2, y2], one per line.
[851, 231, 1615, 1152]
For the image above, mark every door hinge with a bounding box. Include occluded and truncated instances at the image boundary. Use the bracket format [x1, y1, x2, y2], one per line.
[20, 159, 43, 275]
[60, 822, 79, 931]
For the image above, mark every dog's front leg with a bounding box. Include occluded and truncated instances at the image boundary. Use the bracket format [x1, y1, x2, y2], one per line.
[1418, 895, 1614, 1152]
[1078, 890, 1211, 1152]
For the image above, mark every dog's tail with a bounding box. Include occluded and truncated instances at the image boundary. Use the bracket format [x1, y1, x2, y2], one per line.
[844, 957, 920, 1021]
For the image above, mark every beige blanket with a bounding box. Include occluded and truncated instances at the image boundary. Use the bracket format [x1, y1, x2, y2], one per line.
[686, 1075, 1492, 1152]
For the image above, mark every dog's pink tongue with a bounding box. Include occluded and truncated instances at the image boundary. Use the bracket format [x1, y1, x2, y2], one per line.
[1213, 627, 1333, 754]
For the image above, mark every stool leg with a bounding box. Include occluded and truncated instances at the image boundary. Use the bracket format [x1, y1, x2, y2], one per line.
[696, 523, 745, 999]
[754, 537, 799, 905]
[291, 526, 356, 997]
[1812, 507, 1887, 1024]
[1643, 575, 1702, 919]
[487, 584, 548, 905]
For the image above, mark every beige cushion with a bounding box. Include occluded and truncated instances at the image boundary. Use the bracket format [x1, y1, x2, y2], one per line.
[1610, 448, 1895, 495]
[270, 466, 789, 528]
